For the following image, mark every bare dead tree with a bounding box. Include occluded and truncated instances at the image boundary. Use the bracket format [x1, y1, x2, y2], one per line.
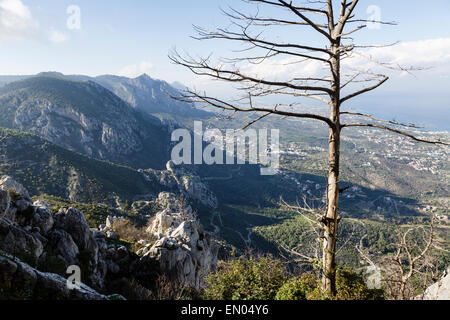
[169, 0, 449, 295]
[382, 216, 437, 300]
[278, 196, 325, 270]
[356, 215, 443, 300]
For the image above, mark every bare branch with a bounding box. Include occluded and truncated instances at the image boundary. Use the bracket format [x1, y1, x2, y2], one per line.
[340, 76, 389, 104]
[340, 111, 423, 129]
[169, 50, 333, 94]
[193, 24, 333, 56]
[341, 123, 450, 146]
[170, 89, 335, 128]
[277, 0, 333, 41]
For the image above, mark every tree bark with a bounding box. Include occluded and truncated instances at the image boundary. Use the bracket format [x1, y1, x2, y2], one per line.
[322, 43, 341, 295]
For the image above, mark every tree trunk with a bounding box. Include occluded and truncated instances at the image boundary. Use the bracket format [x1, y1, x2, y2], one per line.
[322, 43, 341, 295]
[322, 125, 341, 295]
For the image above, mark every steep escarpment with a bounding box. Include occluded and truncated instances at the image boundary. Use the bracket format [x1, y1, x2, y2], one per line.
[92, 74, 212, 124]
[0, 75, 170, 169]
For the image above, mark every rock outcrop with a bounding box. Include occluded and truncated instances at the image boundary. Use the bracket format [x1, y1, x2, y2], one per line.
[0, 252, 120, 300]
[142, 161, 218, 209]
[136, 192, 218, 289]
[417, 268, 450, 300]
[0, 176, 31, 200]
[0, 177, 120, 298]
[0, 176, 218, 299]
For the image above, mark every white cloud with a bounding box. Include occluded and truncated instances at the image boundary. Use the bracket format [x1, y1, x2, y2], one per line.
[242, 56, 325, 81]
[118, 61, 153, 78]
[0, 0, 38, 40]
[0, 0, 67, 44]
[370, 38, 450, 65]
[240, 38, 450, 81]
[343, 38, 450, 77]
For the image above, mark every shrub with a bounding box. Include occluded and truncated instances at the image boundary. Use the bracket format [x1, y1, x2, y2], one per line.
[111, 218, 157, 252]
[275, 274, 318, 300]
[334, 268, 384, 300]
[7, 189, 20, 203]
[205, 257, 385, 301]
[112, 218, 148, 243]
[203, 255, 287, 300]
[278, 268, 385, 300]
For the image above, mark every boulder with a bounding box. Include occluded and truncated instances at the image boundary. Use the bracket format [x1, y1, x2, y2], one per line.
[0, 189, 10, 217]
[32, 207, 54, 235]
[105, 215, 124, 230]
[13, 199, 35, 227]
[0, 217, 43, 265]
[0, 254, 111, 300]
[143, 246, 196, 286]
[33, 200, 50, 209]
[0, 256, 18, 283]
[106, 230, 118, 240]
[53, 207, 101, 288]
[53, 207, 98, 257]
[0, 175, 30, 200]
[47, 229, 80, 266]
[418, 268, 450, 300]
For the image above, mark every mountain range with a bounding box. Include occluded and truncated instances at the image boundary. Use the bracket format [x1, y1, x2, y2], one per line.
[0, 73, 198, 170]
[0, 71, 448, 268]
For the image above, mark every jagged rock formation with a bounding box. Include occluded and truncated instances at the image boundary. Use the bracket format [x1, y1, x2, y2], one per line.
[0, 176, 217, 299]
[417, 268, 450, 300]
[106, 192, 218, 290]
[0, 177, 130, 298]
[0, 252, 117, 300]
[0, 176, 31, 200]
[141, 161, 218, 209]
[0, 177, 107, 290]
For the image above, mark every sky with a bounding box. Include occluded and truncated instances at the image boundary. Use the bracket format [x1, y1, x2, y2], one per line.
[0, 0, 449, 129]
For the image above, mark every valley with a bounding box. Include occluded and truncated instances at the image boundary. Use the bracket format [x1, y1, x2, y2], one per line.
[0, 72, 448, 277]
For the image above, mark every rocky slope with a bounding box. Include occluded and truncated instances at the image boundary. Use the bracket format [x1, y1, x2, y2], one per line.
[141, 161, 218, 209]
[0, 127, 164, 204]
[89, 74, 212, 124]
[0, 176, 217, 299]
[0, 74, 170, 169]
[0, 73, 213, 127]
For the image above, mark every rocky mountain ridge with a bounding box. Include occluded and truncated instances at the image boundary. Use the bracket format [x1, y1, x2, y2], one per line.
[0, 75, 170, 170]
[0, 72, 213, 127]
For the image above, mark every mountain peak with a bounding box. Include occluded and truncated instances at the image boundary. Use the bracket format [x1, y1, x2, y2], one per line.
[136, 73, 152, 81]
[36, 71, 65, 78]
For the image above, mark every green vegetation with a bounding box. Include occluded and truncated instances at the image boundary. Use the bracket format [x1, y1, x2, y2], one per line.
[203, 255, 286, 300]
[275, 275, 318, 300]
[203, 255, 384, 300]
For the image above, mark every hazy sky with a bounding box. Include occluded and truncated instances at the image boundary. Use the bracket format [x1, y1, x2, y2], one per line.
[0, 0, 449, 128]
